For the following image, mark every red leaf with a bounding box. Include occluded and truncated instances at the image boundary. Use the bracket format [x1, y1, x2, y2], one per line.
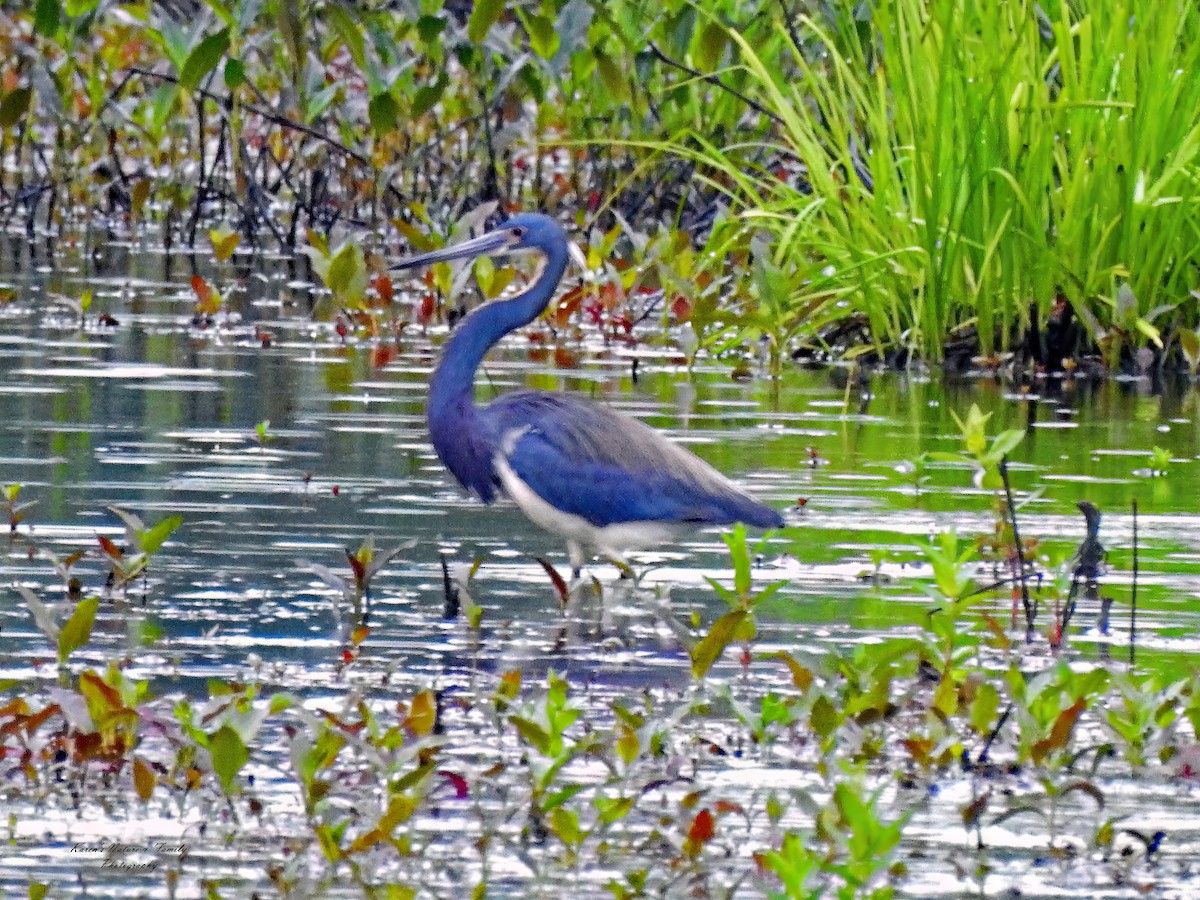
[190, 275, 211, 303]
[670, 295, 692, 322]
[687, 808, 716, 848]
[370, 344, 397, 368]
[371, 274, 394, 303]
[438, 770, 469, 799]
[97, 535, 123, 559]
[555, 286, 584, 327]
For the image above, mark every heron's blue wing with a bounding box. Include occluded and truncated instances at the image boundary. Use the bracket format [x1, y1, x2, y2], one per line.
[484, 391, 782, 529]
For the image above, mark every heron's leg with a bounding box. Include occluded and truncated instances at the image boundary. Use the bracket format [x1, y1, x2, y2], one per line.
[567, 540, 586, 581]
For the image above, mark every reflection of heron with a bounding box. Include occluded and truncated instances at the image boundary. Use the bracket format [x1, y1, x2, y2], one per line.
[393, 213, 783, 575]
[1072, 500, 1105, 581]
[1063, 500, 1107, 638]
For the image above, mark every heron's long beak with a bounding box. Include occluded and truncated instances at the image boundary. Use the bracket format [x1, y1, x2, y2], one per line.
[391, 229, 517, 271]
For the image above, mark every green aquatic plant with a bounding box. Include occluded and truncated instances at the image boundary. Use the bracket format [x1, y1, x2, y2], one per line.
[692, 523, 786, 679]
[100, 507, 183, 590]
[2, 483, 35, 533]
[934, 403, 1025, 492]
[760, 771, 909, 899]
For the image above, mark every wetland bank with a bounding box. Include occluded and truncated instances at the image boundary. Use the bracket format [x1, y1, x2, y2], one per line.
[4, 0, 1200, 897]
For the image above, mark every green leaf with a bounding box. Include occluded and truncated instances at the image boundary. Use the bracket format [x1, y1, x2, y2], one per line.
[139, 515, 182, 555]
[326, 5, 367, 71]
[59, 596, 99, 664]
[982, 428, 1025, 465]
[690, 609, 747, 679]
[693, 22, 727, 71]
[64, 0, 99, 14]
[411, 74, 448, 119]
[327, 242, 367, 304]
[550, 807, 582, 847]
[29, 884, 49, 900]
[209, 724, 250, 795]
[523, 12, 559, 60]
[809, 693, 840, 739]
[1180, 329, 1200, 372]
[272, 694, 303, 716]
[417, 15, 446, 44]
[180, 29, 231, 91]
[510, 715, 552, 754]
[34, 0, 60, 38]
[467, 0, 504, 43]
[223, 58, 245, 88]
[16, 585, 60, 643]
[0, 89, 33, 129]
[551, 0, 592, 68]
[1135, 317, 1163, 348]
[594, 51, 628, 104]
[368, 91, 399, 134]
[150, 83, 179, 133]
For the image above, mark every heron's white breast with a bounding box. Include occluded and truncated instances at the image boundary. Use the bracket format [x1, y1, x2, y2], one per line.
[493, 454, 688, 554]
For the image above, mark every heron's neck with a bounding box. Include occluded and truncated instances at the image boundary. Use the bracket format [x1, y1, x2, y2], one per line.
[427, 245, 567, 499]
[429, 245, 567, 416]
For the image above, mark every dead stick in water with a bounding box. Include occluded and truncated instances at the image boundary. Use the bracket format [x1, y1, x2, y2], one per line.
[1129, 499, 1139, 666]
[999, 459, 1034, 636]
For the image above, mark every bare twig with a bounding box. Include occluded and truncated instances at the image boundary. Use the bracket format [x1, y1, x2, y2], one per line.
[1129, 499, 1139, 666]
[999, 458, 1035, 636]
[647, 42, 783, 125]
[121, 66, 375, 169]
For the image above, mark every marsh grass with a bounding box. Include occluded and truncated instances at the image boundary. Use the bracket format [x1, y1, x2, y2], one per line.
[658, 0, 1200, 362]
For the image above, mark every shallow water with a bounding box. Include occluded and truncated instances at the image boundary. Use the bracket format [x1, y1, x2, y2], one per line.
[2, 233, 1200, 897]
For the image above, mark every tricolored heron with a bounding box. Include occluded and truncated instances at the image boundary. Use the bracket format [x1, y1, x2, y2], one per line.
[393, 212, 784, 576]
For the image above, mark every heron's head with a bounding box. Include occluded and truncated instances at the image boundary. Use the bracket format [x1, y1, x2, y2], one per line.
[392, 212, 565, 272]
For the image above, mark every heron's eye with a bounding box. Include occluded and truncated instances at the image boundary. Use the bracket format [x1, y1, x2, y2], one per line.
[511, 226, 527, 240]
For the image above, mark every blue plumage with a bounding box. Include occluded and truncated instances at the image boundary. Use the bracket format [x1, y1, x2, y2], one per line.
[392, 212, 782, 568]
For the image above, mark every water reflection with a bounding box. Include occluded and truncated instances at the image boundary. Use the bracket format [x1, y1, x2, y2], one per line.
[2, 238, 1199, 896]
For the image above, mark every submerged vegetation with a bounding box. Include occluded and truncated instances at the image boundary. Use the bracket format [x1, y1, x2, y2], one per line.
[2, 0, 1200, 364]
